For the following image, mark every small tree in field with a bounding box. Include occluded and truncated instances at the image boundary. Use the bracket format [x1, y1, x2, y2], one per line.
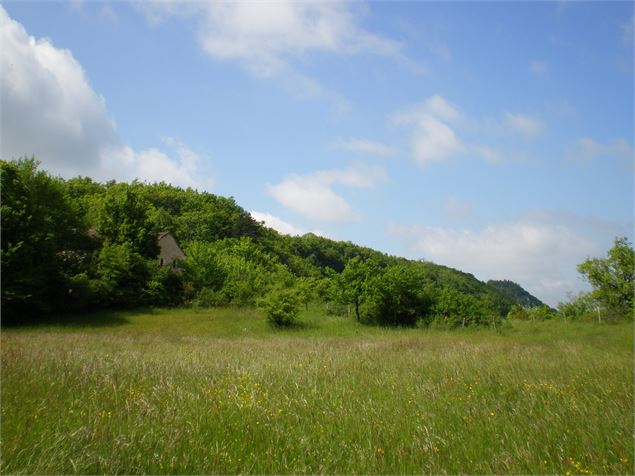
[259, 288, 301, 328]
[335, 257, 380, 321]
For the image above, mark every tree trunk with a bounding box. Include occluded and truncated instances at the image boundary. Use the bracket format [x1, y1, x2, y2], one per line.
[354, 297, 360, 322]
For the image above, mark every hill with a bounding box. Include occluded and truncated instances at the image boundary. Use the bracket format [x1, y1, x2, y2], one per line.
[487, 280, 545, 308]
[2, 158, 526, 326]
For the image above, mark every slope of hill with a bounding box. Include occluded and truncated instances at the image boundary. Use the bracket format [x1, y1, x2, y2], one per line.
[1, 158, 522, 324]
[487, 280, 545, 308]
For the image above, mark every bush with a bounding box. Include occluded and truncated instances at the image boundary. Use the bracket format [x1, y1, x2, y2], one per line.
[192, 287, 230, 308]
[363, 264, 431, 327]
[507, 304, 531, 321]
[142, 269, 184, 307]
[259, 289, 301, 328]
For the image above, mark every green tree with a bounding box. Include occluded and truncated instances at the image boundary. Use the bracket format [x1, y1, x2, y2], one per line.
[181, 242, 227, 292]
[365, 263, 431, 327]
[557, 292, 596, 321]
[336, 257, 380, 321]
[95, 242, 150, 307]
[577, 237, 634, 319]
[295, 276, 318, 310]
[1, 159, 82, 319]
[96, 183, 158, 258]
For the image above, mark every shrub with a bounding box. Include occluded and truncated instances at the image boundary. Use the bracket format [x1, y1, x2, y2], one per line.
[507, 304, 530, 321]
[363, 265, 432, 327]
[259, 289, 301, 328]
[192, 287, 230, 308]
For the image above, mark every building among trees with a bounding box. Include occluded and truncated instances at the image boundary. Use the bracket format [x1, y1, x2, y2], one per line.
[157, 231, 185, 271]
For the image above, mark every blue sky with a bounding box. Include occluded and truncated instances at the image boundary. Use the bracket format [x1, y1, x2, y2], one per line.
[1, 1, 633, 305]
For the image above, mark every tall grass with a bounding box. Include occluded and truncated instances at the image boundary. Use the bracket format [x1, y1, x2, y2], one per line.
[2, 308, 633, 474]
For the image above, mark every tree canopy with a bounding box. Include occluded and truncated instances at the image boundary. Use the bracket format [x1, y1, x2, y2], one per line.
[1, 158, 545, 327]
[577, 237, 634, 319]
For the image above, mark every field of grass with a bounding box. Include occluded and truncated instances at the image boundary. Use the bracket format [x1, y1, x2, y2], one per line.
[2, 307, 633, 474]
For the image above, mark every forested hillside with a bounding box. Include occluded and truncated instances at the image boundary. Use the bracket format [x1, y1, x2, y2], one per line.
[487, 280, 546, 308]
[1, 158, 543, 326]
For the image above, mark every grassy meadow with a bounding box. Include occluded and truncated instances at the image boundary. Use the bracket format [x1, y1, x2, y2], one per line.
[1, 308, 633, 474]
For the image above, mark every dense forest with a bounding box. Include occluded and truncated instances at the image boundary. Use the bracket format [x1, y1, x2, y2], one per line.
[2, 158, 631, 327]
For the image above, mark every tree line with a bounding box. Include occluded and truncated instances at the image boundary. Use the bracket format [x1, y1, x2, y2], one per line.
[2, 158, 631, 327]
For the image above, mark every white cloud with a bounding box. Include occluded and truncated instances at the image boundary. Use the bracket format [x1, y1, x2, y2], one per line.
[0, 6, 206, 189]
[268, 176, 356, 222]
[388, 212, 628, 306]
[411, 115, 465, 165]
[250, 211, 327, 237]
[133, 141, 207, 189]
[394, 99, 546, 167]
[0, 5, 115, 177]
[529, 60, 547, 75]
[504, 112, 544, 138]
[392, 95, 462, 125]
[568, 137, 633, 162]
[137, 1, 421, 106]
[267, 164, 385, 222]
[337, 138, 395, 156]
[421, 95, 462, 122]
[473, 145, 504, 164]
[250, 211, 306, 236]
[393, 95, 465, 166]
[197, 1, 401, 75]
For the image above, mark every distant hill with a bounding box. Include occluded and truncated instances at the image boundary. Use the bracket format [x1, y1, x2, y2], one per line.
[486, 280, 545, 308]
[1, 158, 531, 323]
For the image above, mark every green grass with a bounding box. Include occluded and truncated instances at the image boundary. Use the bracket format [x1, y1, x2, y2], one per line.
[2, 308, 633, 474]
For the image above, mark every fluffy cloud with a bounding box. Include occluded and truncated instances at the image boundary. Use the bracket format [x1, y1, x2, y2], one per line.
[393, 95, 465, 166]
[337, 138, 395, 156]
[196, 1, 401, 76]
[394, 98, 549, 166]
[250, 211, 326, 237]
[504, 112, 544, 138]
[388, 213, 628, 306]
[138, 1, 420, 106]
[411, 115, 465, 165]
[0, 6, 206, 189]
[268, 165, 385, 222]
[250, 211, 306, 236]
[568, 137, 633, 162]
[268, 176, 356, 222]
[0, 5, 115, 177]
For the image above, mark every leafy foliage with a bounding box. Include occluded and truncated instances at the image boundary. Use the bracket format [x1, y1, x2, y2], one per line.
[259, 288, 301, 327]
[1, 159, 545, 328]
[363, 264, 432, 327]
[96, 183, 158, 258]
[1, 159, 83, 320]
[577, 237, 634, 319]
[557, 293, 598, 321]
